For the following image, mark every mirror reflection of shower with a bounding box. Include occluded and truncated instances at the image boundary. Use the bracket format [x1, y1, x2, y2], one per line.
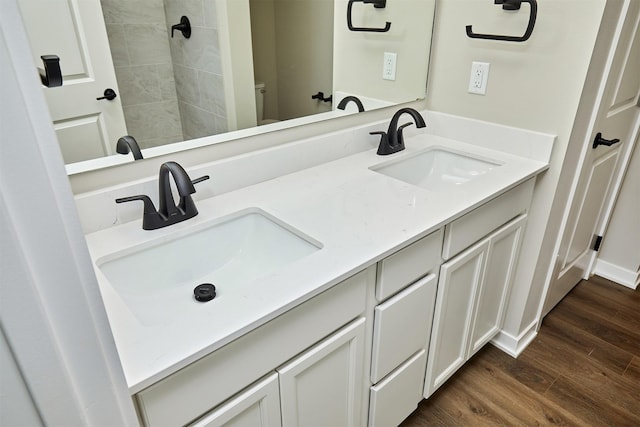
[102, 0, 229, 150]
[19, 0, 435, 165]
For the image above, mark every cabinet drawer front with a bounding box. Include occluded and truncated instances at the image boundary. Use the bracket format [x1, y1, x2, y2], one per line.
[376, 228, 443, 301]
[190, 373, 281, 427]
[371, 274, 437, 383]
[136, 269, 370, 427]
[368, 350, 427, 427]
[442, 179, 534, 259]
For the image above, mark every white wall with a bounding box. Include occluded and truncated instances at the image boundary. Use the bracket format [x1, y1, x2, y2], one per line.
[595, 137, 640, 288]
[274, 0, 334, 119]
[425, 0, 607, 346]
[218, 0, 257, 131]
[250, 0, 280, 120]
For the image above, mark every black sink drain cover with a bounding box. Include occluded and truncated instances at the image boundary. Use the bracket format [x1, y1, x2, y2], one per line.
[194, 283, 216, 302]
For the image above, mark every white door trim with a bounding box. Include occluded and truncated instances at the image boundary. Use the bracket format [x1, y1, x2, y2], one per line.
[0, 1, 137, 425]
[536, 0, 636, 323]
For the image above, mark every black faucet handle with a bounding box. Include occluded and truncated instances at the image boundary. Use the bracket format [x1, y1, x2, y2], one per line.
[116, 195, 157, 214]
[116, 195, 170, 230]
[191, 175, 210, 185]
[398, 122, 414, 131]
[370, 130, 388, 146]
[397, 121, 415, 137]
[395, 122, 415, 152]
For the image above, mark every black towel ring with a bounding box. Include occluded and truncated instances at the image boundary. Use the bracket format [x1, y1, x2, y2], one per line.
[466, 0, 537, 42]
[347, 0, 391, 33]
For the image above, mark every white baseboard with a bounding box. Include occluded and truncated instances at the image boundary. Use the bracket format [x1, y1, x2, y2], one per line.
[594, 259, 639, 290]
[491, 320, 538, 358]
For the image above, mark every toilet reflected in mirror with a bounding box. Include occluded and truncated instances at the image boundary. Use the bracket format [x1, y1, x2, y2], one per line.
[254, 82, 279, 125]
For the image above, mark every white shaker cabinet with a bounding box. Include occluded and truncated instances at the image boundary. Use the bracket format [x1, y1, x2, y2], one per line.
[133, 177, 536, 427]
[136, 271, 370, 427]
[278, 318, 366, 427]
[191, 318, 366, 427]
[424, 238, 488, 395]
[368, 229, 442, 427]
[424, 214, 528, 397]
[424, 179, 534, 397]
[468, 215, 527, 357]
[190, 373, 282, 427]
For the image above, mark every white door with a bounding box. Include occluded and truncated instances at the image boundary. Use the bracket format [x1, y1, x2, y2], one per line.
[18, 0, 127, 164]
[272, 0, 334, 120]
[545, 0, 640, 314]
[278, 318, 365, 427]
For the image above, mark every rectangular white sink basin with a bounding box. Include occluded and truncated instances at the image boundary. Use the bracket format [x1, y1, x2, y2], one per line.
[370, 148, 500, 191]
[96, 208, 321, 326]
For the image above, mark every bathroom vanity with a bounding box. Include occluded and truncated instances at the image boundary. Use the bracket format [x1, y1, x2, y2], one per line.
[81, 111, 553, 426]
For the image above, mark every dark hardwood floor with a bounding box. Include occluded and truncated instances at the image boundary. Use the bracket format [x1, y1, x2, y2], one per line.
[401, 275, 640, 426]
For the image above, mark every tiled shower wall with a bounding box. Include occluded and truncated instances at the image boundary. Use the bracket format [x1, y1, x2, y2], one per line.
[101, 0, 228, 147]
[101, 0, 184, 149]
[164, 0, 228, 140]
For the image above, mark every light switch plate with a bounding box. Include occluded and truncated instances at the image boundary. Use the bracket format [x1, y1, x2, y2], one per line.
[468, 62, 490, 95]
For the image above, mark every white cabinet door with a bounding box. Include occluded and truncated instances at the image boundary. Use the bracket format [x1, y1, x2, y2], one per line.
[278, 318, 366, 427]
[468, 215, 527, 357]
[191, 373, 281, 427]
[424, 240, 488, 397]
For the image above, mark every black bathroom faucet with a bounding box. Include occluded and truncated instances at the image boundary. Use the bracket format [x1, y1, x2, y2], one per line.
[116, 135, 143, 160]
[371, 107, 426, 155]
[116, 161, 209, 230]
[337, 96, 365, 112]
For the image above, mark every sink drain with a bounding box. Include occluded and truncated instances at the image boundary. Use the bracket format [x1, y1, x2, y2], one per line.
[194, 283, 216, 302]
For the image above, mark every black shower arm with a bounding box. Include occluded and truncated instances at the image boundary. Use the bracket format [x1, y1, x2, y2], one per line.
[347, 0, 391, 33]
[466, 0, 537, 42]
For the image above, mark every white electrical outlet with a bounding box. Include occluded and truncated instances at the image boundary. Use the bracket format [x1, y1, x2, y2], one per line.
[468, 61, 490, 95]
[383, 52, 397, 81]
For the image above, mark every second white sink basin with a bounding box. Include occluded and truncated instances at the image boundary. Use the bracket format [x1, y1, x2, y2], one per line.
[370, 148, 500, 191]
[96, 208, 321, 325]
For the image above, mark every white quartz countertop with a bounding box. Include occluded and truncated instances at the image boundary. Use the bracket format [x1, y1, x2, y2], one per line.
[85, 132, 550, 393]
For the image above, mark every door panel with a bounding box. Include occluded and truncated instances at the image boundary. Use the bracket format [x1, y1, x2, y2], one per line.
[191, 373, 282, 427]
[469, 215, 526, 356]
[18, 0, 127, 163]
[424, 240, 487, 397]
[562, 150, 618, 268]
[278, 318, 365, 427]
[612, 16, 640, 107]
[546, 0, 640, 313]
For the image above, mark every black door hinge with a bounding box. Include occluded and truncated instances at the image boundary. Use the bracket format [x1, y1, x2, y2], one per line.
[591, 235, 603, 252]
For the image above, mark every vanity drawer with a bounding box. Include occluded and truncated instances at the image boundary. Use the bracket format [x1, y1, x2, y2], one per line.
[442, 179, 534, 259]
[376, 228, 443, 301]
[368, 350, 427, 427]
[135, 269, 370, 427]
[371, 273, 437, 383]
